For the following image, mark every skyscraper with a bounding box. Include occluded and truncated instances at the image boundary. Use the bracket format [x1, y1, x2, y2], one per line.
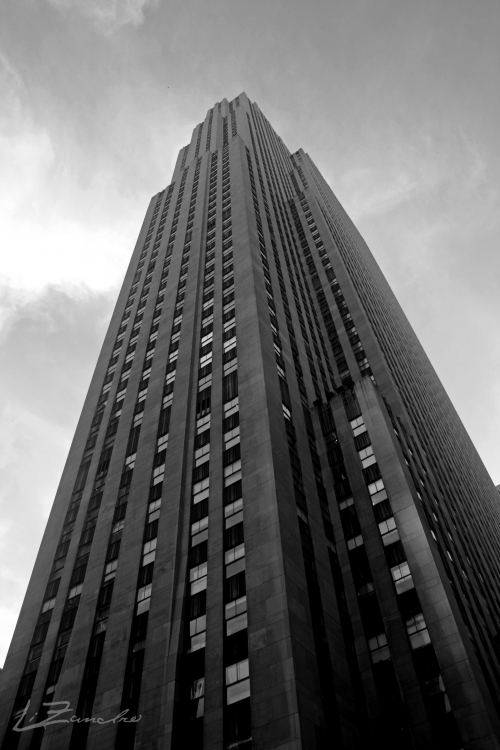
[1, 92, 500, 750]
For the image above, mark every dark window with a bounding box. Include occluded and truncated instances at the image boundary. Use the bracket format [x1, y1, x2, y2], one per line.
[224, 480, 242, 506]
[412, 644, 440, 683]
[153, 450, 166, 469]
[149, 484, 162, 502]
[88, 492, 103, 512]
[60, 607, 77, 632]
[131, 612, 149, 643]
[223, 372, 238, 403]
[46, 658, 64, 686]
[363, 463, 381, 484]
[384, 540, 407, 567]
[143, 520, 159, 542]
[73, 461, 91, 493]
[196, 387, 211, 416]
[194, 430, 210, 449]
[70, 564, 87, 587]
[223, 444, 241, 467]
[341, 506, 361, 539]
[349, 546, 372, 589]
[354, 431, 371, 450]
[106, 541, 121, 562]
[279, 378, 291, 409]
[373, 500, 393, 523]
[189, 591, 207, 619]
[32, 621, 50, 646]
[97, 583, 114, 608]
[44, 578, 60, 601]
[127, 426, 141, 456]
[113, 503, 127, 523]
[224, 522, 244, 550]
[112, 398, 124, 414]
[193, 462, 210, 483]
[189, 541, 208, 567]
[97, 447, 113, 476]
[224, 629, 248, 666]
[358, 593, 384, 637]
[198, 363, 212, 380]
[223, 412, 239, 433]
[225, 571, 246, 602]
[138, 563, 154, 588]
[120, 469, 133, 488]
[105, 419, 119, 438]
[398, 588, 422, 620]
[191, 498, 208, 523]
[223, 347, 237, 365]
[158, 406, 171, 437]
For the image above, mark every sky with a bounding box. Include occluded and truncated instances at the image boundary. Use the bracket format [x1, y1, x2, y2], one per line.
[0, 0, 499, 667]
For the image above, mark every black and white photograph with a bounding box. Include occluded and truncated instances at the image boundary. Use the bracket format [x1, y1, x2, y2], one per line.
[0, 1, 499, 748]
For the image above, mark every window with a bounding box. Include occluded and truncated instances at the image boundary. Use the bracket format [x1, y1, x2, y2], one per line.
[368, 633, 390, 663]
[224, 425, 240, 449]
[341, 504, 360, 539]
[189, 615, 207, 652]
[223, 444, 241, 467]
[406, 613, 431, 650]
[368, 479, 386, 500]
[190, 563, 207, 594]
[224, 460, 242, 485]
[358, 445, 376, 468]
[226, 659, 250, 704]
[190, 676, 205, 700]
[196, 388, 211, 418]
[190, 591, 206, 625]
[191, 515, 208, 538]
[224, 397, 239, 417]
[225, 543, 245, 566]
[195, 443, 210, 466]
[379, 516, 399, 547]
[339, 496, 354, 511]
[189, 541, 208, 568]
[225, 571, 246, 603]
[137, 582, 152, 603]
[223, 371, 238, 403]
[350, 416, 366, 437]
[193, 476, 210, 504]
[391, 561, 414, 594]
[104, 560, 118, 582]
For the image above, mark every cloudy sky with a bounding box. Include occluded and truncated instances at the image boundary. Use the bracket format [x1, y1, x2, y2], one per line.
[1, 0, 499, 666]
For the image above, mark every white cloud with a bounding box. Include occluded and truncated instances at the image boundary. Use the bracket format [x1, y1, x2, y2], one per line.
[44, 0, 159, 33]
[0, 55, 144, 323]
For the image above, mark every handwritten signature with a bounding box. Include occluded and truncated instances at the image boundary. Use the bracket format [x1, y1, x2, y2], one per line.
[12, 701, 141, 732]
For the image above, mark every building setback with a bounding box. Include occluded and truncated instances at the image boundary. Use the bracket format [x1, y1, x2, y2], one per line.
[1, 93, 500, 750]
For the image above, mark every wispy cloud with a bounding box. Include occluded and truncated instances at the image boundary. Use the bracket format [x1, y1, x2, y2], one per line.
[334, 125, 495, 222]
[0, 54, 147, 302]
[44, 0, 159, 33]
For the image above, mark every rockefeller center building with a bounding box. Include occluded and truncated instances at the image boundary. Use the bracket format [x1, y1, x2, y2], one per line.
[1, 93, 500, 750]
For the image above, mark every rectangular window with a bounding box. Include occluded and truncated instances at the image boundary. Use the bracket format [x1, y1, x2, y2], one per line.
[224, 460, 242, 479]
[368, 633, 390, 663]
[406, 613, 431, 650]
[391, 562, 414, 594]
[350, 416, 366, 437]
[223, 371, 238, 403]
[226, 659, 250, 704]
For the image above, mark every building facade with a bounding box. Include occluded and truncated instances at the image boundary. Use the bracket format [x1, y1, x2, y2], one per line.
[1, 93, 500, 750]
